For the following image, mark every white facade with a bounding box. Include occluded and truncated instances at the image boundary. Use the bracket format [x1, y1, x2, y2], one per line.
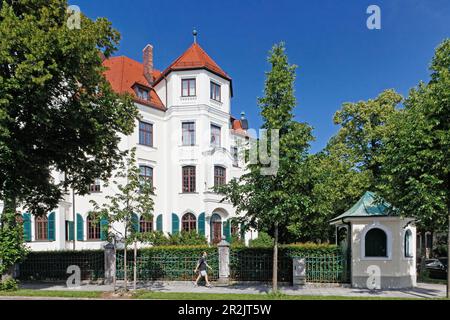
[1, 42, 254, 251]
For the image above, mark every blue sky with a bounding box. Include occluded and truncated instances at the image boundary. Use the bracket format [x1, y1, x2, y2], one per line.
[72, 0, 450, 153]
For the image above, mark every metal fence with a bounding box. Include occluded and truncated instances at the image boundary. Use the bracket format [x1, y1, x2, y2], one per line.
[115, 252, 219, 281]
[18, 251, 104, 281]
[230, 251, 348, 283]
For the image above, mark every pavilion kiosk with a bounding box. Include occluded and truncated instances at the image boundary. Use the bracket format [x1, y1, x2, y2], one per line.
[330, 191, 417, 289]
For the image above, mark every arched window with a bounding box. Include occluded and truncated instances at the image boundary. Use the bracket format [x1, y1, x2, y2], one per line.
[182, 213, 196, 232]
[210, 213, 222, 244]
[87, 214, 101, 240]
[365, 228, 387, 257]
[35, 215, 48, 240]
[404, 229, 413, 258]
[140, 215, 153, 233]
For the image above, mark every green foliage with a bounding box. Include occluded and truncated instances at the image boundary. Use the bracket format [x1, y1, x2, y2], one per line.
[90, 148, 155, 244]
[0, 211, 29, 275]
[0, 0, 137, 215]
[0, 278, 18, 291]
[137, 231, 208, 246]
[218, 42, 314, 243]
[248, 231, 273, 247]
[381, 39, 450, 232]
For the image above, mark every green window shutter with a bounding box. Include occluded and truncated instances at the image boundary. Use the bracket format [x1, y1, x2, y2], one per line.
[240, 222, 245, 240]
[131, 213, 139, 233]
[68, 221, 74, 241]
[198, 212, 205, 236]
[23, 213, 31, 242]
[48, 212, 55, 241]
[172, 213, 179, 235]
[76, 213, 84, 241]
[223, 220, 231, 243]
[100, 218, 109, 241]
[156, 214, 163, 232]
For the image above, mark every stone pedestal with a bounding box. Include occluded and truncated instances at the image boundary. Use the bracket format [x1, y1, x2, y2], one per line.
[104, 243, 116, 285]
[217, 237, 230, 285]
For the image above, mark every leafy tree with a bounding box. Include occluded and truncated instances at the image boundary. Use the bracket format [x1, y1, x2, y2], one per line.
[297, 142, 372, 242]
[304, 90, 402, 241]
[90, 149, 154, 291]
[0, 210, 29, 281]
[381, 39, 450, 297]
[332, 89, 402, 188]
[0, 0, 137, 216]
[218, 43, 314, 291]
[248, 231, 273, 247]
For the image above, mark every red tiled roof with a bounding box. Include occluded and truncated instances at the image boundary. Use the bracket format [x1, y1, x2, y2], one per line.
[103, 56, 165, 111]
[154, 43, 232, 85]
[231, 118, 247, 135]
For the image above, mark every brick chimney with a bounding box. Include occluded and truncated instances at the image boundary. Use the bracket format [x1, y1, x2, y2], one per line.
[143, 44, 154, 84]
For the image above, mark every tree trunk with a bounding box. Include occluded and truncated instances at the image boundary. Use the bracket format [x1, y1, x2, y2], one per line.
[133, 241, 137, 291]
[272, 223, 278, 293]
[123, 244, 127, 291]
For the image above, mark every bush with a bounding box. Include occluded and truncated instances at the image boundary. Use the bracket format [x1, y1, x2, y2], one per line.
[0, 278, 19, 291]
[248, 232, 273, 247]
[139, 231, 207, 246]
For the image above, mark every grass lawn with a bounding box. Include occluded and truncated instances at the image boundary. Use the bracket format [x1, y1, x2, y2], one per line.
[0, 290, 434, 300]
[0, 289, 103, 299]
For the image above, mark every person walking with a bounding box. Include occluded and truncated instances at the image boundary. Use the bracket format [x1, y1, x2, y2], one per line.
[194, 251, 213, 287]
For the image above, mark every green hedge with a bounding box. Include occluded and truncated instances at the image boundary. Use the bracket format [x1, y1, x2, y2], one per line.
[18, 250, 104, 281]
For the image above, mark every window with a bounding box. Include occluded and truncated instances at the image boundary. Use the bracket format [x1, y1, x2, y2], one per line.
[136, 86, 149, 100]
[231, 146, 239, 166]
[140, 216, 153, 233]
[182, 166, 196, 193]
[210, 81, 221, 101]
[182, 213, 196, 232]
[404, 229, 413, 258]
[182, 122, 196, 146]
[87, 214, 101, 240]
[139, 121, 153, 147]
[214, 166, 226, 187]
[182, 78, 196, 97]
[365, 228, 387, 257]
[210, 124, 221, 147]
[89, 178, 101, 193]
[139, 165, 153, 188]
[210, 214, 222, 244]
[35, 215, 48, 241]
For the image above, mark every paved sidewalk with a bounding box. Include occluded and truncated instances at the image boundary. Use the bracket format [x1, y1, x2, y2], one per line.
[18, 281, 446, 299]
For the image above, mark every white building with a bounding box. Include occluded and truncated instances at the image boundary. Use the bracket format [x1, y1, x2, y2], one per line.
[3, 38, 253, 251]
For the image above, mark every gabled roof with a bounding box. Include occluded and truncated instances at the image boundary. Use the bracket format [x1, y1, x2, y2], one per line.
[329, 191, 396, 223]
[103, 56, 165, 111]
[153, 43, 232, 92]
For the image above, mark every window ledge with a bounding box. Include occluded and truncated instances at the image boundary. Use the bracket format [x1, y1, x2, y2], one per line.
[179, 144, 198, 147]
[361, 256, 392, 261]
[138, 144, 157, 150]
[179, 192, 199, 195]
[210, 99, 222, 105]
